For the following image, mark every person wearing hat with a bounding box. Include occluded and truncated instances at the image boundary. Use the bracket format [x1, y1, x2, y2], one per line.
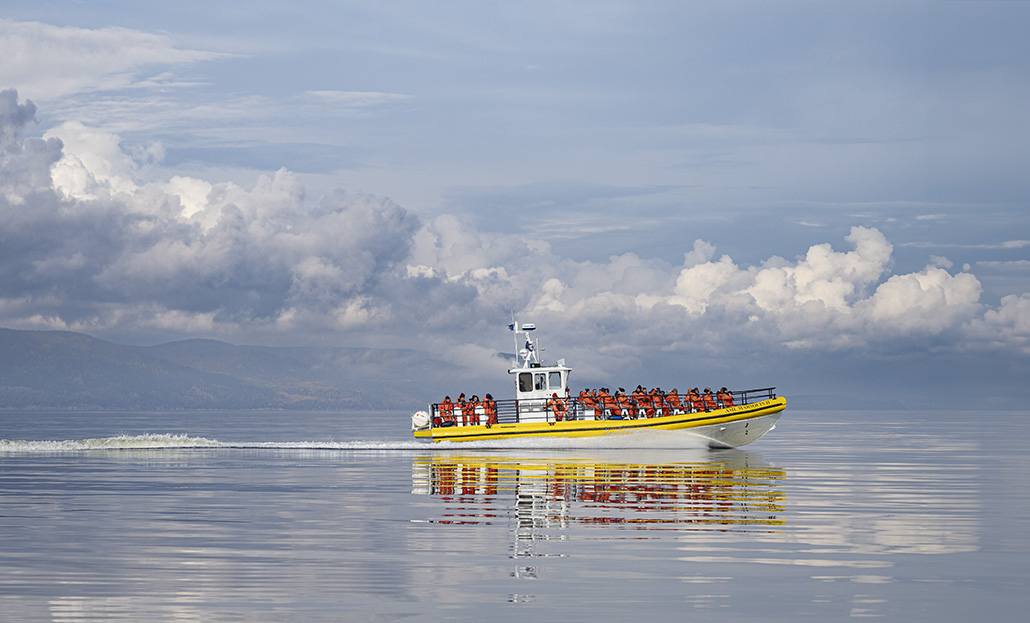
[577, 387, 588, 415]
[456, 393, 468, 426]
[650, 386, 667, 417]
[688, 387, 705, 412]
[439, 395, 455, 426]
[716, 387, 735, 407]
[617, 389, 635, 418]
[666, 388, 684, 413]
[702, 387, 717, 411]
[483, 393, 498, 425]
[547, 392, 568, 422]
[599, 387, 620, 419]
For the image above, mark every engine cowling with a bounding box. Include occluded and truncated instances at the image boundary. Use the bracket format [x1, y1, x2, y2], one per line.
[411, 410, 431, 430]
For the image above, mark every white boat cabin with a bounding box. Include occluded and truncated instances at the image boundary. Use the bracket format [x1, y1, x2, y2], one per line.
[507, 322, 571, 421]
[510, 363, 571, 399]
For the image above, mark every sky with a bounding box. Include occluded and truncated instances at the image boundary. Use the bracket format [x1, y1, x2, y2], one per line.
[1, 1, 1028, 409]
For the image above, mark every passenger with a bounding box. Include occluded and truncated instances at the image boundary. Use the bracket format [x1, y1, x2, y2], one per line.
[666, 389, 684, 413]
[632, 386, 647, 417]
[640, 390, 655, 418]
[627, 386, 640, 416]
[483, 393, 498, 425]
[439, 396, 456, 426]
[578, 389, 591, 418]
[688, 387, 706, 412]
[702, 387, 717, 411]
[600, 388, 620, 419]
[609, 389, 624, 419]
[650, 388, 667, 417]
[717, 387, 735, 407]
[547, 392, 568, 422]
[467, 395, 481, 425]
[618, 390, 634, 418]
[456, 393, 468, 426]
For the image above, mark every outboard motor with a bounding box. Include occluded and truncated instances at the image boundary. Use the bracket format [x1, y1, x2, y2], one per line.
[411, 410, 431, 430]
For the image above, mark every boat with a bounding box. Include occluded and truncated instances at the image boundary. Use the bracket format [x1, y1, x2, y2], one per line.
[410, 321, 786, 446]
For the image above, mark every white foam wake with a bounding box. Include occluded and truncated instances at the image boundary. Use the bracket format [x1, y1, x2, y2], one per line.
[1, 428, 717, 453]
[0, 434, 426, 452]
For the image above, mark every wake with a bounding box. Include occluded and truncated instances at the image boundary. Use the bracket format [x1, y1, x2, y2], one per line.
[0, 429, 714, 452]
[0, 434, 425, 452]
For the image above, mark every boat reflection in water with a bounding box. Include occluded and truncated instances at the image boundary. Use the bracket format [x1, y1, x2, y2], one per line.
[413, 450, 785, 577]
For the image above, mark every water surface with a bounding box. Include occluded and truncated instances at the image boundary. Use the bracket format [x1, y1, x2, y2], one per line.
[1, 409, 1027, 621]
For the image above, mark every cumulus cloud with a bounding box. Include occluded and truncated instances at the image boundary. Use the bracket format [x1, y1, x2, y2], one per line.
[0, 90, 63, 203]
[1, 89, 1028, 387]
[503, 224, 999, 359]
[1, 89, 420, 339]
[969, 293, 1030, 355]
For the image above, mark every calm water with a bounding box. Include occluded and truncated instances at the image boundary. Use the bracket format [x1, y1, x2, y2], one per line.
[1, 409, 1028, 622]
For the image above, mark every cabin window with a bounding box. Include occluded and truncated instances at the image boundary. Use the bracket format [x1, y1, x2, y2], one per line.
[519, 372, 533, 392]
[535, 374, 546, 390]
[549, 371, 563, 390]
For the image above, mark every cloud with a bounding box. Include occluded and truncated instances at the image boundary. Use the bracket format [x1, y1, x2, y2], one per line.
[972, 294, 1030, 355]
[301, 90, 413, 114]
[905, 240, 1030, 250]
[1, 90, 421, 339]
[508, 225, 997, 358]
[1, 89, 1028, 396]
[1, 90, 64, 203]
[859, 267, 982, 335]
[0, 19, 230, 100]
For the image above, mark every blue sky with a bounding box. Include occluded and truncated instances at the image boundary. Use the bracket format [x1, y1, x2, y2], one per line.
[1, 1, 1028, 408]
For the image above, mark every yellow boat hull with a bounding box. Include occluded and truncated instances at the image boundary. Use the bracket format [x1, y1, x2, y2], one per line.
[413, 396, 786, 447]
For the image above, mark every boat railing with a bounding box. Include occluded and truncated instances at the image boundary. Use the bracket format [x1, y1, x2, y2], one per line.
[427, 387, 778, 428]
[735, 387, 777, 404]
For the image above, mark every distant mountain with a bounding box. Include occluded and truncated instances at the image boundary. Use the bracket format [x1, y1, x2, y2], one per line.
[0, 327, 457, 410]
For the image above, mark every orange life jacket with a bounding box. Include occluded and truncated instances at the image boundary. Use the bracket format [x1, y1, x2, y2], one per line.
[602, 392, 621, 417]
[547, 397, 568, 421]
[666, 392, 684, 412]
[651, 391, 667, 416]
[618, 394, 633, 417]
[440, 399, 455, 423]
[483, 399, 497, 425]
[638, 393, 655, 418]
[466, 399, 481, 425]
